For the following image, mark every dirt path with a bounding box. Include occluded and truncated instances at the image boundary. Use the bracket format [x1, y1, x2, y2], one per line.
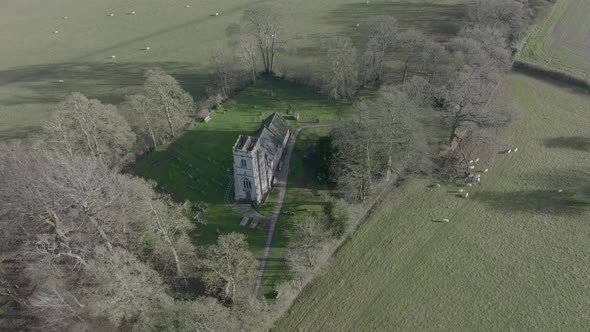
[253, 124, 339, 296]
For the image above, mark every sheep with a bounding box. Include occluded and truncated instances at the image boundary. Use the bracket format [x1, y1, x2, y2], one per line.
[130, 11, 136, 15]
[186, 5, 190, 8]
[514, 148, 519, 152]
[475, 158, 480, 163]
[435, 184, 441, 188]
[558, 189, 563, 193]
[464, 193, 469, 198]
[215, 12, 220, 16]
[442, 218, 450, 223]
[507, 149, 512, 154]
[467, 183, 473, 187]
[58, 79, 64, 83]
[356, 23, 360, 27]
[108, 13, 115, 17]
[458, 189, 464, 193]
[483, 168, 489, 173]
[53, 30, 59, 34]
[469, 165, 475, 169]
[63, 16, 68, 19]
[468, 159, 474, 164]
[145, 46, 150, 50]
[110, 55, 116, 59]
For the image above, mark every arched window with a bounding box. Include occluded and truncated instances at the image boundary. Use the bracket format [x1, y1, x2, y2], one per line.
[241, 159, 247, 168]
[243, 178, 252, 190]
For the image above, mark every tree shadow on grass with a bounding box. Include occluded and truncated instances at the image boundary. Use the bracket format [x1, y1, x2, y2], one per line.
[474, 190, 589, 216]
[543, 136, 590, 152]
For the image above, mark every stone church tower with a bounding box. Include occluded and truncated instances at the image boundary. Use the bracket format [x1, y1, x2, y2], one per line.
[232, 113, 290, 203]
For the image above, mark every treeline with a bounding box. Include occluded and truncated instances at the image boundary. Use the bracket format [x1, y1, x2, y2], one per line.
[0, 70, 268, 331]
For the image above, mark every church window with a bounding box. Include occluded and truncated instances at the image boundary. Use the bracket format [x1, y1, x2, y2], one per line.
[241, 159, 247, 168]
[243, 178, 252, 189]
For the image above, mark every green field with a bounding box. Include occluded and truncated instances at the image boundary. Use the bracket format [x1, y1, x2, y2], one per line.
[519, 0, 590, 78]
[275, 74, 590, 330]
[134, 79, 347, 257]
[0, 0, 467, 139]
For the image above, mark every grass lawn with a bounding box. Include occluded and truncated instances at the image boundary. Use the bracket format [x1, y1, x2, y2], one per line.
[0, 0, 468, 140]
[274, 74, 590, 331]
[134, 79, 347, 255]
[519, 0, 590, 79]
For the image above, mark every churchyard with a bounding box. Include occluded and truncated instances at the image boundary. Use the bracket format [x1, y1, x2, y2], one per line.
[134, 79, 348, 259]
[519, 0, 590, 78]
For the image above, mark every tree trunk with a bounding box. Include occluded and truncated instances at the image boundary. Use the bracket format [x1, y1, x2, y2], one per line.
[141, 110, 158, 149]
[164, 105, 176, 138]
[149, 202, 186, 282]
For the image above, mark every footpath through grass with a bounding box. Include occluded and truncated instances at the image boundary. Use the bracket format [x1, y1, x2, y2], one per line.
[134, 79, 348, 255]
[275, 74, 590, 331]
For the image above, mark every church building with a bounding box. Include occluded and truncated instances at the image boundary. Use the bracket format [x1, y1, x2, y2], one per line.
[232, 112, 290, 203]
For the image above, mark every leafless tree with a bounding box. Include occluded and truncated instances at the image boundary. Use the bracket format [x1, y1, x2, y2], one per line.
[242, 4, 288, 75]
[322, 36, 359, 100]
[35, 92, 135, 169]
[200, 233, 257, 303]
[210, 46, 240, 98]
[397, 29, 428, 84]
[361, 16, 398, 83]
[286, 214, 333, 278]
[126, 94, 159, 150]
[143, 68, 195, 139]
[468, 0, 530, 43]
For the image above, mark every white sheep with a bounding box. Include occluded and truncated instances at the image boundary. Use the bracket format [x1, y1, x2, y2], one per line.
[58, 79, 64, 83]
[507, 149, 512, 154]
[435, 184, 441, 188]
[475, 158, 480, 163]
[468, 159, 474, 164]
[464, 193, 469, 198]
[145, 46, 150, 50]
[109, 13, 115, 17]
[53, 30, 59, 34]
[356, 23, 360, 27]
[130, 11, 136, 15]
[514, 148, 519, 152]
[469, 165, 475, 169]
[467, 183, 473, 187]
[63, 16, 68, 19]
[186, 5, 190, 8]
[110, 55, 116, 59]
[558, 189, 563, 193]
[442, 218, 450, 223]
[458, 189, 464, 193]
[483, 168, 489, 173]
[215, 12, 220, 16]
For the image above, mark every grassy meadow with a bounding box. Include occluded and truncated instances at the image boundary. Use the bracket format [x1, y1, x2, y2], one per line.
[275, 74, 590, 330]
[519, 0, 590, 78]
[0, 0, 468, 139]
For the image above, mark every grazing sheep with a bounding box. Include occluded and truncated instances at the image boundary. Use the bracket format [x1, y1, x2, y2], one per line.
[558, 189, 563, 193]
[483, 168, 489, 173]
[108, 13, 115, 17]
[356, 23, 360, 27]
[442, 218, 450, 223]
[53, 30, 59, 34]
[63, 16, 68, 19]
[110, 55, 116, 59]
[435, 184, 441, 188]
[215, 12, 219, 16]
[130, 11, 136, 15]
[58, 79, 64, 83]
[507, 149, 512, 154]
[468, 160, 474, 164]
[458, 189, 464, 193]
[186, 5, 190, 8]
[514, 148, 519, 152]
[467, 183, 473, 187]
[145, 46, 150, 50]
[475, 158, 480, 163]
[469, 165, 475, 169]
[464, 193, 469, 198]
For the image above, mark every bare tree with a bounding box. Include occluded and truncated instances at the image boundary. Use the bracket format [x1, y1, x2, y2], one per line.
[242, 4, 287, 75]
[143, 68, 194, 139]
[126, 94, 159, 150]
[468, 0, 530, 43]
[361, 16, 398, 83]
[200, 233, 257, 303]
[286, 214, 333, 278]
[397, 29, 428, 84]
[322, 36, 359, 100]
[210, 46, 239, 98]
[36, 92, 135, 169]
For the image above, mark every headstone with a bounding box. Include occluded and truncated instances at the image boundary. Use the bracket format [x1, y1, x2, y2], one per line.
[240, 217, 249, 226]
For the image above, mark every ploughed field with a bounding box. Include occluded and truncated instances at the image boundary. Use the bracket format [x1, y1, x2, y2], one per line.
[520, 0, 590, 78]
[275, 74, 590, 330]
[0, 0, 467, 139]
